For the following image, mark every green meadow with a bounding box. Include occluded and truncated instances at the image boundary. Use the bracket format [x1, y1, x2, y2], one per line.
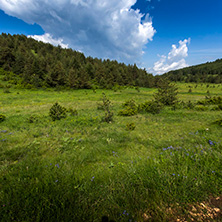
[0, 83, 222, 221]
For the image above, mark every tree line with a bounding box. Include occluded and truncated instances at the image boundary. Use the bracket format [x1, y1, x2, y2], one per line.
[163, 59, 222, 83]
[0, 33, 159, 89]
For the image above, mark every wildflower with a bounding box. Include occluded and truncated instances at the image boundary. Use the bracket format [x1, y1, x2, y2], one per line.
[212, 171, 215, 173]
[55, 180, 58, 182]
[91, 176, 94, 181]
[208, 140, 214, 146]
[55, 164, 60, 168]
[172, 173, 175, 176]
[2, 139, 6, 142]
[0, 130, 7, 133]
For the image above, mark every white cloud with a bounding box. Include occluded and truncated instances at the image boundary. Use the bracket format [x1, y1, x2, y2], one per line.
[0, 0, 156, 63]
[28, 33, 69, 48]
[152, 38, 191, 75]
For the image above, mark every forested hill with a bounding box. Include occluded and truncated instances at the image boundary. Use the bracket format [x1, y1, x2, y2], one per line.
[163, 59, 222, 83]
[0, 33, 157, 89]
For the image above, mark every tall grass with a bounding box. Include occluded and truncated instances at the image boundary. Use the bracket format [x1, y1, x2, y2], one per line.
[0, 84, 222, 221]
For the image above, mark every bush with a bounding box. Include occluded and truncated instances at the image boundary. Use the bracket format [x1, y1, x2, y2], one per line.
[49, 102, 67, 121]
[197, 96, 222, 105]
[214, 119, 222, 126]
[211, 104, 222, 111]
[118, 107, 138, 116]
[0, 114, 6, 122]
[126, 122, 136, 131]
[99, 93, 113, 123]
[27, 114, 40, 123]
[67, 108, 78, 116]
[138, 101, 163, 114]
[118, 99, 138, 116]
[154, 80, 178, 106]
[3, 88, 11, 93]
[194, 105, 208, 111]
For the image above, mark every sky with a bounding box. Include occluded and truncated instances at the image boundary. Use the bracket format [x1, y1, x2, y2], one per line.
[0, 0, 221, 75]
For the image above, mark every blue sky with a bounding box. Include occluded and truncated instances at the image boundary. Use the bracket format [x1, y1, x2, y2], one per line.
[0, 0, 221, 74]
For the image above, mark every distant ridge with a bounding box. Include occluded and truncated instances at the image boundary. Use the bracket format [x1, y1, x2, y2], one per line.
[163, 59, 222, 83]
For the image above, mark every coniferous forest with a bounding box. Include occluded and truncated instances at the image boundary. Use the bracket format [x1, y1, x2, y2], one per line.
[0, 33, 157, 89]
[163, 59, 222, 83]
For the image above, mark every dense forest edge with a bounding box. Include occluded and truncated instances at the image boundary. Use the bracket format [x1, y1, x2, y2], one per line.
[0, 33, 159, 90]
[163, 58, 222, 83]
[1, 33, 222, 89]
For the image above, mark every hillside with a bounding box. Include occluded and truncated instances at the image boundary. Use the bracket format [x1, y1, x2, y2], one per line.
[163, 59, 222, 83]
[0, 33, 156, 89]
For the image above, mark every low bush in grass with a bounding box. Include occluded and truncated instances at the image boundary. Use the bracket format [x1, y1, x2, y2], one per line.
[194, 105, 208, 111]
[214, 119, 222, 126]
[126, 122, 136, 131]
[138, 100, 163, 114]
[118, 99, 138, 116]
[211, 104, 222, 111]
[197, 96, 222, 105]
[0, 114, 6, 122]
[98, 93, 114, 122]
[67, 108, 78, 116]
[27, 114, 40, 123]
[49, 102, 67, 121]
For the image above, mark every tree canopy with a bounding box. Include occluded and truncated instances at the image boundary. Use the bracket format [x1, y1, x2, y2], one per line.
[163, 59, 222, 83]
[0, 33, 156, 89]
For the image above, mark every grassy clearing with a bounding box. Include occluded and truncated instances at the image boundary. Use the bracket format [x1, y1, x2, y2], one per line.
[0, 84, 222, 221]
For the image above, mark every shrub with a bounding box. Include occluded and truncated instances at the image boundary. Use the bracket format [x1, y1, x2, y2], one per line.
[3, 88, 10, 93]
[197, 96, 222, 105]
[184, 100, 195, 110]
[49, 102, 67, 121]
[118, 99, 138, 116]
[118, 107, 138, 116]
[68, 108, 78, 116]
[99, 93, 113, 123]
[138, 100, 163, 114]
[154, 80, 178, 106]
[0, 114, 6, 122]
[126, 122, 136, 131]
[211, 104, 222, 111]
[28, 115, 39, 123]
[194, 105, 208, 111]
[214, 119, 222, 126]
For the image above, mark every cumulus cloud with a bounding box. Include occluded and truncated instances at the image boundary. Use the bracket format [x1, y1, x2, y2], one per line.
[0, 0, 156, 63]
[152, 38, 191, 75]
[29, 33, 69, 48]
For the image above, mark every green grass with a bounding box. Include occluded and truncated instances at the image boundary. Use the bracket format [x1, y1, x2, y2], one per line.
[0, 84, 222, 221]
